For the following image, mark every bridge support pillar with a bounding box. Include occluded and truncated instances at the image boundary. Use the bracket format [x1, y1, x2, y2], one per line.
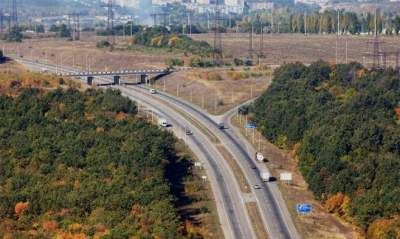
[140, 74, 147, 84]
[87, 76, 94, 85]
[113, 75, 120, 85]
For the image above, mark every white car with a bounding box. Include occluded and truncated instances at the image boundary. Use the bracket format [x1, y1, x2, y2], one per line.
[149, 88, 157, 94]
[158, 118, 168, 127]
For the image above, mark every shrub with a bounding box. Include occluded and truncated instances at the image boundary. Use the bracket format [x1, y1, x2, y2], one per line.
[96, 40, 111, 48]
[234, 58, 244, 66]
[189, 58, 215, 68]
[165, 58, 184, 67]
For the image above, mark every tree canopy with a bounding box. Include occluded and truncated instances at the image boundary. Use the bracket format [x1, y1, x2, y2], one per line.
[0, 87, 188, 238]
[253, 61, 400, 237]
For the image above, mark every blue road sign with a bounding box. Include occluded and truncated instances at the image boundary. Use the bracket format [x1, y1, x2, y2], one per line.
[245, 123, 256, 129]
[296, 204, 312, 215]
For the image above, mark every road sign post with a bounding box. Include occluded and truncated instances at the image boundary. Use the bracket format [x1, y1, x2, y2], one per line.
[280, 172, 293, 185]
[296, 204, 312, 215]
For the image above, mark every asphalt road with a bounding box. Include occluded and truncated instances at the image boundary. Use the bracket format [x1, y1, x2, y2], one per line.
[12, 55, 300, 239]
[132, 85, 301, 239]
[12, 56, 257, 239]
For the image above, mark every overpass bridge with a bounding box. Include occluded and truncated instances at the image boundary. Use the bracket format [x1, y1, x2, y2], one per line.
[63, 68, 171, 86]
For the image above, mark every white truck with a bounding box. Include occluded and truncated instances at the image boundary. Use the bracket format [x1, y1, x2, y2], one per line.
[260, 171, 271, 182]
[158, 118, 168, 127]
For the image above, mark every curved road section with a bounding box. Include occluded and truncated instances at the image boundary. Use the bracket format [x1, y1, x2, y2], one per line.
[132, 85, 301, 239]
[12, 57, 257, 239]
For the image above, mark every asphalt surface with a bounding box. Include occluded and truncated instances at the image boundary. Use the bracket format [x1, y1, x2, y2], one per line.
[12, 56, 257, 239]
[131, 85, 301, 239]
[13, 55, 300, 239]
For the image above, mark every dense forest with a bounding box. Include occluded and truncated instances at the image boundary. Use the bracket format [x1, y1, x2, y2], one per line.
[0, 87, 192, 238]
[253, 61, 400, 238]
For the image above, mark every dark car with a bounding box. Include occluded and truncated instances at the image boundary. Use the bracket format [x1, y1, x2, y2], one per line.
[185, 129, 193, 135]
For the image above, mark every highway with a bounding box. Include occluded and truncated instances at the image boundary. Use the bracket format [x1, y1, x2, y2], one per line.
[12, 56, 257, 239]
[130, 85, 301, 239]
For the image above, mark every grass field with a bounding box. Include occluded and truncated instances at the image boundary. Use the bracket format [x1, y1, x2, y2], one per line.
[153, 68, 272, 114]
[192, 33, 400, 68]
[2, 33, 399, 114]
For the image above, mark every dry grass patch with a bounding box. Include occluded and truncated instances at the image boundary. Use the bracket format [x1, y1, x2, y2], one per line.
[192, 33, 400, 68]
[0, 60, 84, 96]
[154, 68, 272, 114]
[246, 202, 269, 239]
[175, 140, 225, 239]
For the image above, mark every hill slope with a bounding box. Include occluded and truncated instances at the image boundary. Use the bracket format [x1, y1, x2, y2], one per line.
[253, 61, 400, 238]
[0, 87, 185, 238]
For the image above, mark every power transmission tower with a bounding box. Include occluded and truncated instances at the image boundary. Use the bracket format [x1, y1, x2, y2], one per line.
[257, 14, 264, 65]
[76, 13, 80, 40]
[10, 0, 17, 28]
[213, 1, 223, 64]
[248, 18, 253, 59]
[101, 0, 114, 43]
[106, 0, 114, 31]
[372, 7, 380, 68]
[0, 10, 4, 33]
[68, 13, 80, 41]
[364, 5, 386, 69]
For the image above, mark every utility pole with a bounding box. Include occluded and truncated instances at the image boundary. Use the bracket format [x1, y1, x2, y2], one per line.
[77, 13, 80, 40]
[249, 19, 253, 59]
[270, 9, 274, 33]
[188, 13, 192, 36]
[304, 12, 307, 36]
[336, 9, 340, 65]
[345, 37, 348, 64]
[207, 12, 210, 31]
[130, 22, 133, 37]
[69, 13, 80, 41]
